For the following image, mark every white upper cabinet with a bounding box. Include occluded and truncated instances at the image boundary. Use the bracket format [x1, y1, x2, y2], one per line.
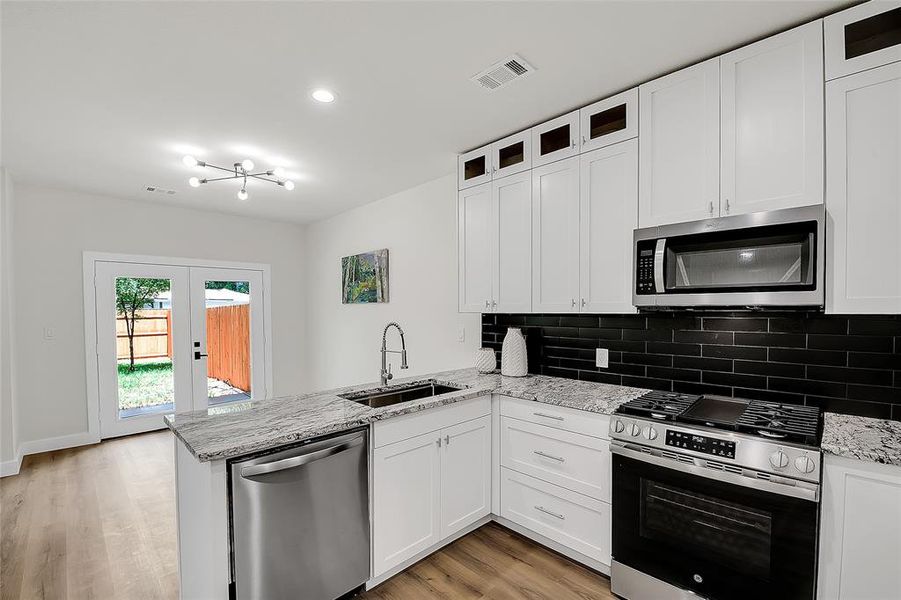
[720, 21, 824, 216]
[825, 0, 901, 81]
[532, 111, 580, 168]
[639, 58, 721, 227]
[458, 183, 493, 313]
[579, 88, 638, 153]
[579, 140, 639, 314]
[532, 156, 581, 312]
[826, 61, 901, 314]
[491, 130, 531, 179]
[493, 171, 532, 313]
[458, 146, 492, 190]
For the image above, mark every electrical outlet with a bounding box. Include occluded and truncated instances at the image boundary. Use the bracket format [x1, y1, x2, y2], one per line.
[596, 348, 609, 368]
[43, 327, 55, 341]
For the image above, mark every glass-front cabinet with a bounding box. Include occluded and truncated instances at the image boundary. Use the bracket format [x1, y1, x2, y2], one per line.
[458, 145, 492, 190]
[825, 0, 901, 80]
[491, 130, 531, 179]
[531, 110, 579, 168]
[579, 88, 638, 153]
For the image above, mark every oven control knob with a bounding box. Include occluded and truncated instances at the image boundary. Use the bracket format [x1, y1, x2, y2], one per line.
[643, 426, 658, 441]
[795, 455, 815, 474]
[769, 450, 789, 469]
[613, 420, 626, 434]
[629, 423, 642, 437]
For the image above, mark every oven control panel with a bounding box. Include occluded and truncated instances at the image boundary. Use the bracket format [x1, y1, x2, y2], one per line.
[666, 430, 735, 459]
[635, 240, 657, 295]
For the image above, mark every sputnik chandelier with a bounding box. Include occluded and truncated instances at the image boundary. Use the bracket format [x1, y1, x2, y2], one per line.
[182, 155, 295, 201]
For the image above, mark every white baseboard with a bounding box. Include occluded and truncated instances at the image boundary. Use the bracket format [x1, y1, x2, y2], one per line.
[0, 451, 22, 477]
[18, 431, 99, 457]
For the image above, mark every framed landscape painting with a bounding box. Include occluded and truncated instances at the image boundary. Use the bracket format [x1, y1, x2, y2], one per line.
[342, 248, 389, 304]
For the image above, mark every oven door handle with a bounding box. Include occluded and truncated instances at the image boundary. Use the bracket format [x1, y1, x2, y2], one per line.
[654, 239, 666, 293]
[610, 441, 819, 503]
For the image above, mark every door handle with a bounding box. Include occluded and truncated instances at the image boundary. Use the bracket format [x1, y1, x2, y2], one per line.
[194, 351, 208, 360]
[240, 436, 365, 479]
[534, 505, 565, 520]
[534, 450, 565, 462]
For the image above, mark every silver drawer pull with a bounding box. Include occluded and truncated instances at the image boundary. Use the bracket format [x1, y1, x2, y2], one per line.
[533, 412, 564, 421]
[534, 505, 565, 520]
[534, 450, 565, 462]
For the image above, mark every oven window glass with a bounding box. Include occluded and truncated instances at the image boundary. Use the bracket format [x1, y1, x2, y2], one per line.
[663, 222, 816, 294]
[640, 480, 773, 579]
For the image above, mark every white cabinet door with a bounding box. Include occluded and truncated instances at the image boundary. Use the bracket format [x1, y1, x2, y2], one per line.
[825, 0, 901, 81]
[458, 183, 493, 313]
[372, 431, 442, 576]
[532, 111, 580, 168]
[492, 171, 532, 313]
[639, 58, 720, 227]
[492, 130, 531, 179]
[579, 140, 638, 314]
[826, 62, 901, 314]
[532, 156, 581, 312]
[818, 456, 901, 600]
[440, 415, 491, 538]
[721, 21, 824, 217]
[579, 88, 639, 153]
[458, 145, 492, 190]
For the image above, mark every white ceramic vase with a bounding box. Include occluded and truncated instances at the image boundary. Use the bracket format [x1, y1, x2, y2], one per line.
[475, 348, 497, 373]
[501, 328, 528, 377]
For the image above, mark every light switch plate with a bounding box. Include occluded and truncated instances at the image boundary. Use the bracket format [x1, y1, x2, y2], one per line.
[457, 325, 465, 343]
[596, 348, 609, 368]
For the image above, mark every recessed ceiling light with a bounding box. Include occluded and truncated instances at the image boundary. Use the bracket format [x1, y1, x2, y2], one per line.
[312, 89, 336, 103]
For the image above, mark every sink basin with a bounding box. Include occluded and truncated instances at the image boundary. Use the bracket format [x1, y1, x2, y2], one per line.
[339, 379, 465, 409]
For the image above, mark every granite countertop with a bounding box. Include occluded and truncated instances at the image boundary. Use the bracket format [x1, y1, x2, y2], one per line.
[821, 413, 901, 467]
[165, 368, 648, 462]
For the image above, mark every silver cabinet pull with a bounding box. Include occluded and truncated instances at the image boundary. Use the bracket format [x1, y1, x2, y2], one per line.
[437, 437, 442, 447]
[534, 450, 565, 462]
[534, 505, 565, 520]
[570, 139, 576, 149]
[485, 300, 490, 309]
[581, 298, 586, 308]
[708, 201, 714, 215]
[571, 298, 576, 308]
[444, 435, 450, 446]
[581, 135, 587, 145]
[724, 198, 730, 214]
[491, 300, 497, 309]
[533, 412, 564, 421]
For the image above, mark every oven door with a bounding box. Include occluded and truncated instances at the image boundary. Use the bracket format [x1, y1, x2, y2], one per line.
[611, 452, 818, 600]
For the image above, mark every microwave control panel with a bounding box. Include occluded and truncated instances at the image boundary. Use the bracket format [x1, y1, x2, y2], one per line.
[636, 240, 657, 295]
[666, 430, 736, 459]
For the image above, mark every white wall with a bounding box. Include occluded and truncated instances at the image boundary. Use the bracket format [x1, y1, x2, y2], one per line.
[11, 184, 307, 449]
[0, 168, 18, 470]
[304, 174, 480, 390]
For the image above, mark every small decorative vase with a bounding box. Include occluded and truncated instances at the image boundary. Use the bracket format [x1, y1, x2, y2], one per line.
[475, 348, 497, 374]
[501, 328, 528, 377]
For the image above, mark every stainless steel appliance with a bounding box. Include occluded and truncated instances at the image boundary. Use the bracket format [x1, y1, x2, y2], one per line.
[229, 429, 369, 600]
[609, 392, 822, 600]
[633, 205, 825, 308]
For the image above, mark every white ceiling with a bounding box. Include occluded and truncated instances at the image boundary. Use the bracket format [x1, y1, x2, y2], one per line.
[1, 0, 849, 224]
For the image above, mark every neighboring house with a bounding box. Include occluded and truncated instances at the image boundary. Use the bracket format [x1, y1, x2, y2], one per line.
[151, 289, 250, 309]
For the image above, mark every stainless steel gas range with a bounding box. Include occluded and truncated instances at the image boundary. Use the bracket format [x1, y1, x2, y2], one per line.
[608, 391, 823, 600]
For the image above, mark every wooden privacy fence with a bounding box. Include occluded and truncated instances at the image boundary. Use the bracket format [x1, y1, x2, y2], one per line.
[116, 309, 171, 360]
[206, 304, 251, 392]
[117, 305, 250, 393]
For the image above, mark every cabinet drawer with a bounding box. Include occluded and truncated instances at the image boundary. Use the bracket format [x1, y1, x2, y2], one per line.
[499, 396, 610, 440]
[374, 396, 491, 448]
[501, 417, 610, 502]
[500, 468, 611, 565]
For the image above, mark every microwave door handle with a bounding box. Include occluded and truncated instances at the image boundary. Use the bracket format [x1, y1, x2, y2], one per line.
[654, 239, 666, 293]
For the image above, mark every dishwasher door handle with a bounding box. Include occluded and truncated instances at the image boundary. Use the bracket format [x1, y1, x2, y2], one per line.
[240, 435, 365, 479]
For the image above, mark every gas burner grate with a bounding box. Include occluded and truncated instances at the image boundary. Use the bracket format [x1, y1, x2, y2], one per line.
[617, 391, 700, 421]
[736, 401, 821, 446]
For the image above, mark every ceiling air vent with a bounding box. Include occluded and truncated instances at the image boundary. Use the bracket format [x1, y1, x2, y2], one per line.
[145, 186, 176, 195]
[470, 54, 535, 91]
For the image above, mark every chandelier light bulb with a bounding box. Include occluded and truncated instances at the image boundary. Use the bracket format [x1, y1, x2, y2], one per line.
[237, 188, 249, 201]
[272, 167, 286, 178]
[188, 177, 201, 188]
[241, 159, 255, 171]
[283, 180, 295, 191]
[183, 155, 198, 167]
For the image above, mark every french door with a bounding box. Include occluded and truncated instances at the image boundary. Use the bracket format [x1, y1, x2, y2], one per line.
[95, 260, 267, 439]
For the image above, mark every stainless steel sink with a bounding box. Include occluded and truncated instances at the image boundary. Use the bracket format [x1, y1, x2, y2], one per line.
[339, 379, 464, 409]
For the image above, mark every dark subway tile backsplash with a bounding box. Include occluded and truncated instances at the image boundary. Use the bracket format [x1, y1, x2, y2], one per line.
[481, 312, 901, 422]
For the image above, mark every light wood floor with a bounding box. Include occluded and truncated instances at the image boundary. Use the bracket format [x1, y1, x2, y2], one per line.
[1, 431, 614, 600]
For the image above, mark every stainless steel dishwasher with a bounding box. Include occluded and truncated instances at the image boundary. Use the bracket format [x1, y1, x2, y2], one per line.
[229, 428, 370, 600]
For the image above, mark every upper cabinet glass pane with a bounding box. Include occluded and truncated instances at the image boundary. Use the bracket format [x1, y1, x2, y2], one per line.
[540, 124, 571, 156]
[589, 104, 628, 140]
[463, 155, 487, 180]
[497, 141, 525, 169]
[845, 6, 901, 60]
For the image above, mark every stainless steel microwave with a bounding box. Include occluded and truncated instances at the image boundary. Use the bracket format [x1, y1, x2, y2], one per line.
[633, 205, 825, 309]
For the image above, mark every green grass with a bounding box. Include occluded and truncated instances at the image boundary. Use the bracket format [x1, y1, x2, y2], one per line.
[117, 359, 174, 409]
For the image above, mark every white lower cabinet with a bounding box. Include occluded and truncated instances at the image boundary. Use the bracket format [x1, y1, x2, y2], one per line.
[500, 467, 611, 565]
[818, 455, 901, 600]
[372, 398, 491, 577]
